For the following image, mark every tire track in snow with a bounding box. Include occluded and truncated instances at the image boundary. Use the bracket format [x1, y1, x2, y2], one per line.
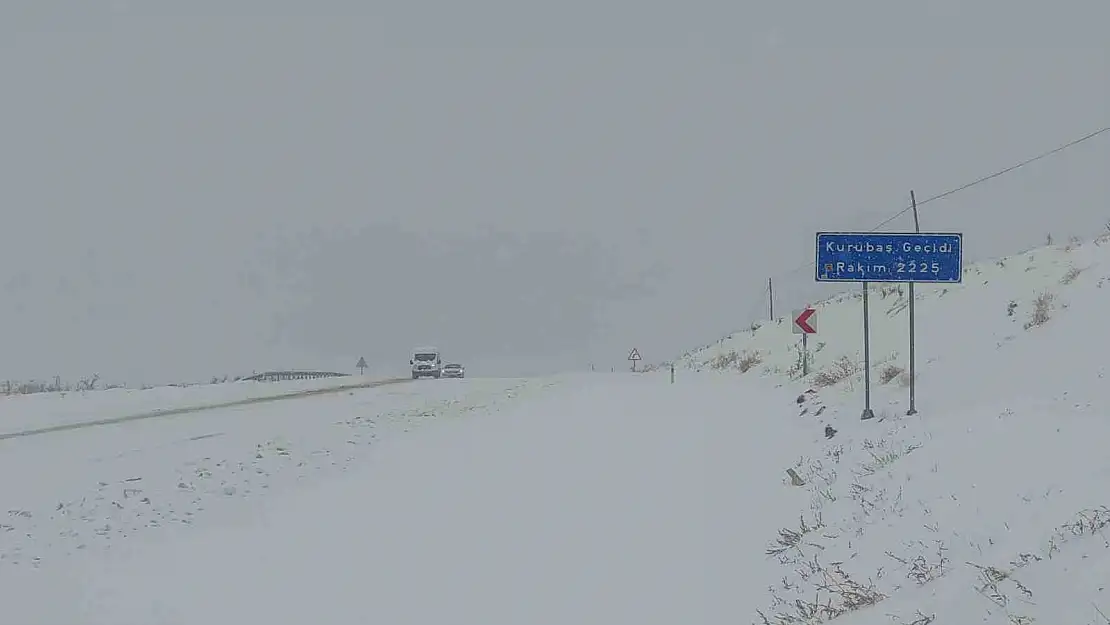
[0, 377, 412, 442]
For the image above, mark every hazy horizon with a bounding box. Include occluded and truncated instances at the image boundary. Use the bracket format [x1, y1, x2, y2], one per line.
[1, 1, 1107, 386]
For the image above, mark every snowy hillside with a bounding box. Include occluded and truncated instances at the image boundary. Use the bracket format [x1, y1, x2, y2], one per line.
[683, 232, 1109, 404]
[682, 232, 1110, 624]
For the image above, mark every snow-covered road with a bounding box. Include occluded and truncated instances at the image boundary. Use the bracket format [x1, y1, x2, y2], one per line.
[0, 377, 551, 570]
[0, 376, 410, 440]
[1, 373, 808, 624]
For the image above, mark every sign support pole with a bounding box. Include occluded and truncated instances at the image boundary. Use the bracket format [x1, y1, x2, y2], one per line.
[792, 307, 817, 375]
[906, 190, 921, 416]
[815, 231, 961, 422]
[628, 348, 641, 372]
[861, 282, 875, 420]
[801, 333, 808, 377]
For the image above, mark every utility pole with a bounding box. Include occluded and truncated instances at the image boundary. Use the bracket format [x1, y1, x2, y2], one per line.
[907, 190, 921, 416]
[768, 277, 774, 320]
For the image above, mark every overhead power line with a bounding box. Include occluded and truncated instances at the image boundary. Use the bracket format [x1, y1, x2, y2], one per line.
[772, 124, 1110, 282]
[868, 125, 1110, 232]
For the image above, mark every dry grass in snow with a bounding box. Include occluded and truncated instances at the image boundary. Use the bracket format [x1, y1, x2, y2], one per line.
[760, 401, 1110, 624]
[678, 234, 1109, 405]
[686, 232, 1110, 624]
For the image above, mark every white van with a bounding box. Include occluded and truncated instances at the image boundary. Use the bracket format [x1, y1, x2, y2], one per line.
[410, 347, 442, 379]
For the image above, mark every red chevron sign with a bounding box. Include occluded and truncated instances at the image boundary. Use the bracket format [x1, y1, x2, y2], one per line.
[792, 308, 817, 334]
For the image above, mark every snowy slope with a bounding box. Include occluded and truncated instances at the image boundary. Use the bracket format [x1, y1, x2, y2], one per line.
[681, 232, 1110, 407]
[680, 232, 1110, 624]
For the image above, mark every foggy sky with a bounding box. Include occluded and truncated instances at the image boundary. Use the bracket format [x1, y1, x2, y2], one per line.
[1, 1, 1107, 385]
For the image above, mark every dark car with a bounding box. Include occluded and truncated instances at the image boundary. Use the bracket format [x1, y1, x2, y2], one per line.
[441, 363, 465, 378]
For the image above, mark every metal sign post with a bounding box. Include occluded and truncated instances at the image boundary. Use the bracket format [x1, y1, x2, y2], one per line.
[815, 231, 963, 420]
[628, 348, 642, 372]
[791, 307, 818, 377]
[861, 283, 874, 420]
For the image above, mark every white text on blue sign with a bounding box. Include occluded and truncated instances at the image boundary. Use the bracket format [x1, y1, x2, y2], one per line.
[815, 232, 963, 284]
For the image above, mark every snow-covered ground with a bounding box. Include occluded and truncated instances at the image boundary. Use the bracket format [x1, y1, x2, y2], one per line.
[681, 232, 1110, 624]
[2, 373, 810, 624]
[2, 233, 1110, 624]
[0, 377, 553, 569]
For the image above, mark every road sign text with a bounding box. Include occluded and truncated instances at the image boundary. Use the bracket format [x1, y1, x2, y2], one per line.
[816, 232, 963, 283]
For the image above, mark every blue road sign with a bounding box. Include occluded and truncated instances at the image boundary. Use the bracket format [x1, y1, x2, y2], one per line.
[815, 232, 963, 283]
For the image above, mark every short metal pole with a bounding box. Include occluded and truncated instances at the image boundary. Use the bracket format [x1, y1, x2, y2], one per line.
[861, 282, 875, 420]
[802, 333, 808, 377]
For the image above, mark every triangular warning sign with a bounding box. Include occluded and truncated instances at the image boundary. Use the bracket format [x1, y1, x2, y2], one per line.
[356, 356, 367, 368]
[627, 348, 641, 361]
